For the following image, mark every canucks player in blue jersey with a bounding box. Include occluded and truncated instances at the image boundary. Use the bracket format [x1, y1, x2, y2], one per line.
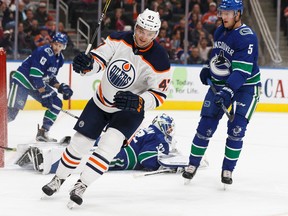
[42, 9, 171, 207]
[182, 0, 261, 186]
[7, 33, 73, 142]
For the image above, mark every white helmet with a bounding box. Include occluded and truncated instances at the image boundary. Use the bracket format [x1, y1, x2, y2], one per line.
[136, 8, 161, 33]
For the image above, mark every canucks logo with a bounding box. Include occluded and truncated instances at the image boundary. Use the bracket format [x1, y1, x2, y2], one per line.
[107, 59, 135, 89]
[210, 50, 231, 76]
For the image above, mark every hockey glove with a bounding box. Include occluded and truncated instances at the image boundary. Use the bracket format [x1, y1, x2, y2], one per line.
[58, 83, 73, 100]
[40, 89, 57, 109]
[72, 52, 94, 74]
[113, 91, 145, 113]
[214, 86, 234, 108]
[199, 66, 211, 85]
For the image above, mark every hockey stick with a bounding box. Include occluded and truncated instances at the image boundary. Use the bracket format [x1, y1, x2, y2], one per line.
[207, 79, 234, 122]
[85, 0, 111, 54]
[133, 169, 176, 178]
[52, 105, 79, 119]
[0, 146, 17, 152]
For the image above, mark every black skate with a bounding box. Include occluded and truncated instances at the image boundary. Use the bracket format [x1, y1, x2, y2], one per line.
[15, 149, 32, 167]
[36, 124, 57, 142]
[221, 170, 233, 184]
[67, 180, 87, 209]
[182, 165, 198, 185]
[42, 175, 64, 196]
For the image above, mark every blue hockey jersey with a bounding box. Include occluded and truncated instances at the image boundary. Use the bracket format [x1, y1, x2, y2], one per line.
[109, 124, 170, 171]
[209, 24, 261, 91]
[12, 44, 64, 90]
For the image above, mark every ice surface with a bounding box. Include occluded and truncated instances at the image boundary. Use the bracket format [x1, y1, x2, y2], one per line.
[1, 110, 288, 216]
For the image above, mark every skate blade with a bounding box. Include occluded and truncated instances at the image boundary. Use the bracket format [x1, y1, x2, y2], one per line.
[223, 183, 229, 190]
[67, 201, 76, 209]
[184, 178, 191, 185]
[40, 192, 50, 200]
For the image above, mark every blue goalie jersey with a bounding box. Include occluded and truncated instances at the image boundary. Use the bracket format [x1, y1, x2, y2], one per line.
[109, 124, 170, 171]
[209, 24, 261, 90]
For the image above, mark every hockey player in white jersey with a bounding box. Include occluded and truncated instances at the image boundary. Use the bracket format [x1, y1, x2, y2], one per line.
[42, 9, 171, 207]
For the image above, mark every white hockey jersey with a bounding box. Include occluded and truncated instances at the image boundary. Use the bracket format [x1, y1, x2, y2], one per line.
[88, 31, 171, 113]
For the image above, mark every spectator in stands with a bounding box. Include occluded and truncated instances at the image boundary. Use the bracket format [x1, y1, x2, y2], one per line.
[34, 2, 53, 26]
[45, 20, 56, 38]
[34, 26, 52, 47]
[189, 20, 209, 47]
[189, 12, 199, 29]
[187, 46, 204, 64]
[23, 9, 34, 33]
[17, 22, 33, 55]
[188, 3, 202, 23]
[170, 29, 182, 60]
[201, 2, 218, 34]
[172, 0, 184, 14]
[105, 8, 134, 31]
[0, 29, 13, 54]
[198, 37, 212, 62]
[161, 20, 172, 38]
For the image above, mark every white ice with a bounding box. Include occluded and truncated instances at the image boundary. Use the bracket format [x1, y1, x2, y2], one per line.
[1, 110, 288, 216]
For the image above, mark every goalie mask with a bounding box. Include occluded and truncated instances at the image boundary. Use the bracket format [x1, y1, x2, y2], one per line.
[152, 113, 175, 142]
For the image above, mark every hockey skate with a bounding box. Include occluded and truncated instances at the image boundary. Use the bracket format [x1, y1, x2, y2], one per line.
[42, 175, 64, 197]
[67, 180, 87, 209]
[36, 125, 57, 142]
[221, 170, 233, 190]
[182, 165, 198, 185]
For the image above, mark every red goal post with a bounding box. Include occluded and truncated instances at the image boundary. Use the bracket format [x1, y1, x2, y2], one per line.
[0, 48, 7, 167]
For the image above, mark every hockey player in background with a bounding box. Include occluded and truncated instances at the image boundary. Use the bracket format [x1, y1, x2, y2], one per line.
[42, 9, 171, 207]
[182, 0, 261, 185]
[7, 32, 73, 142]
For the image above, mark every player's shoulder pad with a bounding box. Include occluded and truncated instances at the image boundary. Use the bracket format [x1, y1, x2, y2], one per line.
[142, 41, 170, 72]
[37, 44, 54, 57]
[108, 31, 133, 44]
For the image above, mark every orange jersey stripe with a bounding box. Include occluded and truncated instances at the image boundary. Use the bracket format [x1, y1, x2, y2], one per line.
[89, 157, 108, 171]
[63, 152, 80, 166]
[150, 91, 164, 104]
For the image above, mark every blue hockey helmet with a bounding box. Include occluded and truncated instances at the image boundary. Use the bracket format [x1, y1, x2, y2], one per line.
[218, 0, 243, 15]
[52, 32, 68, 49]
[152, 113, 175, 141]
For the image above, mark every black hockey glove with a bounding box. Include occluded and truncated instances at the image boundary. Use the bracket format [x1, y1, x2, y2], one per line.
[113, 91, 145, 113]
[40, 89, 57, 109]
[199, 66, 211, 85]
[72, 52, 94, 74]
[58, 83, 73, 100]
[214, 86, 234, 108]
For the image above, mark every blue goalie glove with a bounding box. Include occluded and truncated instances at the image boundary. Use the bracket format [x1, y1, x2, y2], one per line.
[113, 91, 145, 112]
[58, 83, 73, 100]
[214, 86, 234, 108]
[199, 66, 211, 85]
[72, 52, 94, 74]
[40, 89, 57, 109]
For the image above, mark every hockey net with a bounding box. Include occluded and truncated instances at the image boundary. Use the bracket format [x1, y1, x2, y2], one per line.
[0, 48, 7, 167]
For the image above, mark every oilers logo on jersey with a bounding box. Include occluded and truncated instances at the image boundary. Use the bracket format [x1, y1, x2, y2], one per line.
[107, 59, 136, 89]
